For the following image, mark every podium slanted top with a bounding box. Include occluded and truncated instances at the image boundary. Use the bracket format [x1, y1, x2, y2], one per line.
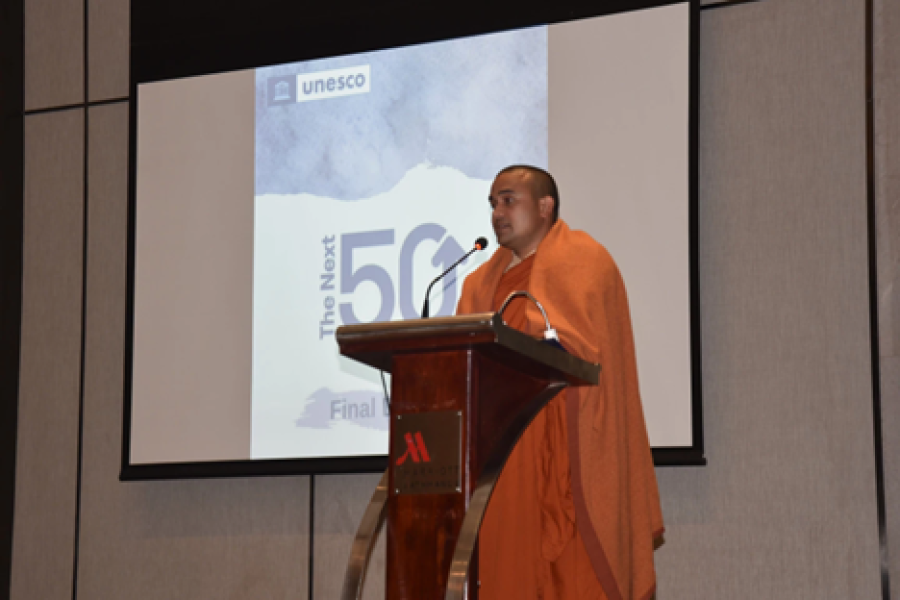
[336, 312, 599, 387]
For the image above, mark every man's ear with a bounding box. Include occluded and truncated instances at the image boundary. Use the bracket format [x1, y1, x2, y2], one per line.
[539, 196, 554, 219]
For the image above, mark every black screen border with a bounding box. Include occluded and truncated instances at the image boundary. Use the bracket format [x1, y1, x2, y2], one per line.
[122, 0, 704, 481]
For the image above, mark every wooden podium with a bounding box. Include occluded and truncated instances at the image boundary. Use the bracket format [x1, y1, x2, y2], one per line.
[337, 313, 600, 600]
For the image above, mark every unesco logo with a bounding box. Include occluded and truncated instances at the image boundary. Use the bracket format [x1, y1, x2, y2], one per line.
[267, 65, 371, 107]
[266, 76, 296, 106]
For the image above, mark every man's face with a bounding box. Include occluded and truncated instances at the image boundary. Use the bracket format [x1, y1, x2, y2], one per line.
[489, 170, 553, 257]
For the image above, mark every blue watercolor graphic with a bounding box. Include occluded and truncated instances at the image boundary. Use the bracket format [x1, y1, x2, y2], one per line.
[295, 387, 390, 431]
[255, 27, 547, 199]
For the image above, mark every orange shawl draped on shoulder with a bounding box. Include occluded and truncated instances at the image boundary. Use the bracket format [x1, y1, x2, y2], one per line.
[457, 220, 664, 600]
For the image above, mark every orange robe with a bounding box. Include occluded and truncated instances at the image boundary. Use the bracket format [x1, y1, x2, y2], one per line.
[478, 255, 606, 599]
[458, 220, 663, 600]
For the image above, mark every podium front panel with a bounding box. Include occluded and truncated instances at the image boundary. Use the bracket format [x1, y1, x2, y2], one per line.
[386, 349, 471, 600]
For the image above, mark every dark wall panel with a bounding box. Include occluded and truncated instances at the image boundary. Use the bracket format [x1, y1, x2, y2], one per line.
[0, 0, 24, 596]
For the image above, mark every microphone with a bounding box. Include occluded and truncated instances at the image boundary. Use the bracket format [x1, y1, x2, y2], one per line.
[421, 237, 489, 318]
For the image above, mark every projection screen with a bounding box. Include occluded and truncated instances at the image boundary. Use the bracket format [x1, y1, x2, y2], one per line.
[124, 0, 702, 478]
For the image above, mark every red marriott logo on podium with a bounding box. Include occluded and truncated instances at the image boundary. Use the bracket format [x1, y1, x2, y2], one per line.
[392, 410, 460, 495]
[396, 432, 431, 465]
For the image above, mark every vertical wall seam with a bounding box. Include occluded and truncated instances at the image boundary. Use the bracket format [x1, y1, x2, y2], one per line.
[866, 0, 891, 597]
[309, 475, 315, 600]
[71, 0, 89, 595]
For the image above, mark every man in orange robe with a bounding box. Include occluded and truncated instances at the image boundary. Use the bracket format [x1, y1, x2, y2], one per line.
[456, 165, 664, 600]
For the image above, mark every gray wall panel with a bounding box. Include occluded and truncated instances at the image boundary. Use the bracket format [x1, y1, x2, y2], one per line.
[883, 358, 900, 600]
[874, 0, 900, 595]
[87, 0, 128, 101]
[314, 474, 386, 600]
[11, 109, 84, 600]
[76, 103, 311, 600]
[24, 0, 83, 110]
[654, 0, 880, 598]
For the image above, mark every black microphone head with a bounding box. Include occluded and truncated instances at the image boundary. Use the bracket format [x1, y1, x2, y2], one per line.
[475, 237, 489, 251]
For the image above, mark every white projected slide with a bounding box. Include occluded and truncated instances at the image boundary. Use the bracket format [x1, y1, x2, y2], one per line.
[129, 2, 694, 468]
[251, 27, 546, 459]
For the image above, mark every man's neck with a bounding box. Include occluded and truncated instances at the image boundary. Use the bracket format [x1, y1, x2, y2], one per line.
[505, 247, 537, 271]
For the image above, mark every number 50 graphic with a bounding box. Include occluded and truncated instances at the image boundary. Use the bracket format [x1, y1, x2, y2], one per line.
[338, 224, 468, 325]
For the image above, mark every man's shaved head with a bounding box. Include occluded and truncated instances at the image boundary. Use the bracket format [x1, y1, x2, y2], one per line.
[495, 165, 559, 223]
[489, 165, 558, 259]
